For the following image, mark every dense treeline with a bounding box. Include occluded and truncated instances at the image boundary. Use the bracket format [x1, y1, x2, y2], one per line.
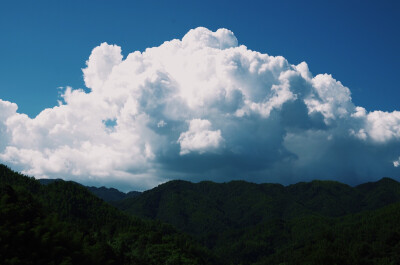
[0, 164, 215, 265]
[115, 178, 400, 264]
[2, 163, 400, 264]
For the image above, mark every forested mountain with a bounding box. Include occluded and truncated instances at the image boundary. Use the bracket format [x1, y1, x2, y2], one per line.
[2, 163, 400, 264]
[86, 186, 141, 202]
[114, 178, 400, 233]
[0, 164, 215, 265]
[114, 178, 400, 264]
[39, 179, 141, 203]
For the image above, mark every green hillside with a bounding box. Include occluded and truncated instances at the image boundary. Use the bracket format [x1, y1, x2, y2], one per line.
[0, 164, 215, 265]
[114, 178, 400, 264]
[2, 163, 400, 264]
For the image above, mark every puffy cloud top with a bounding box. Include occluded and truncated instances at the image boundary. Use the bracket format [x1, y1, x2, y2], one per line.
[83, 43, 123, 90]
[182, 27, 238, 50]
[178, 119, 223, 155]
[1, 27, 399, 191]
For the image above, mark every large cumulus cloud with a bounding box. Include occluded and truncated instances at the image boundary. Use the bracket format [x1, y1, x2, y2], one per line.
[1, 27, 399, 191]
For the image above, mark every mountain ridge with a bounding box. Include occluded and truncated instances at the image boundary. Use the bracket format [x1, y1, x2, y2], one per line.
[38, 178, 142, 202]
[112, 175, 400, 264]
[2, 164, 400, 264]
[0, 164, 216, 265]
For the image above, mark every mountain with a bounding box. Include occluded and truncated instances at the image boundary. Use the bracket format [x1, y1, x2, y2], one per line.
[2, 163, 400, 264]
[115, 178, 400, 228]
[114, 178, 400, 264]
[356, 177, 400, 210]
[0, 164, 215, 265]
[38, 179, 141, 203]
[86, 186, 141, 202]
[114, 179, 396, 236]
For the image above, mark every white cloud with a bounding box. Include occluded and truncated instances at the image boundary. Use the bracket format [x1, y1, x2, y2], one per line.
[394, 158, 400, 167]
[178, 119, 224, 155]
[305, 73, 353, 122]
[83, 43, 123, 91]
[0, 27, 399, 190]
[365, 111, 400, 143]
[0, 100, 18, 151]
[157, 120, 167, 128]
[182, 27, 238, 50]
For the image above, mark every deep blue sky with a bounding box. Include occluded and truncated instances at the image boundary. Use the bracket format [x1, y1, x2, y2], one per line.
[0, 0, 399, 117]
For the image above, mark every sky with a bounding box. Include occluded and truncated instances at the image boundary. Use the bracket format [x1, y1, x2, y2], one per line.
[0, 0, 399, 191]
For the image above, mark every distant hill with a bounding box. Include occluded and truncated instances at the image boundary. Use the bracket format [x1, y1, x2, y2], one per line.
[87, 186, 141, 202]
[114, 178, 400, 264]
[38, 179, 141, 203]
[38, 178, 64, 185]
[114, 178, 400, 234]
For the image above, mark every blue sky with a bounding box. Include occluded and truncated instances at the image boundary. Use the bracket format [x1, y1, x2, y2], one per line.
[0, 0, 399, 191]
[1, 0, 399, 117]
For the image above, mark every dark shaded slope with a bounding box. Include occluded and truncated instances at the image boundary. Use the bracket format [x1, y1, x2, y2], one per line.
[356, 177, 400, 210]
[116, 178, 400, 227]
[0, 166, 120, 265]
[38, 178, 141, 203]
[0, 164, 216, 265]
[115, 179, 385, 235]
[286, 180, 363, 217]
[260, 202, 400, 265]
[87, 186, 140, 203]
[3, 163, 400, 265]
[114, 177, 400, 264]
[114, 180, 291, 244]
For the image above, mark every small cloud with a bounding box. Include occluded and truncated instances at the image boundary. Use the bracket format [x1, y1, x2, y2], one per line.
[157, 120, 167, 128]
[394, 158, 400, 167]
[178, 119, 224, 155]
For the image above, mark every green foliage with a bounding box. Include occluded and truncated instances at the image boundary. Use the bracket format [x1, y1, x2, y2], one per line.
[261, 203, 400, 265]
[115, 177, 400, 265]
[2, 163, 400, 265]
[0, 164, 214, 265]
[0, 184, 104, 265]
